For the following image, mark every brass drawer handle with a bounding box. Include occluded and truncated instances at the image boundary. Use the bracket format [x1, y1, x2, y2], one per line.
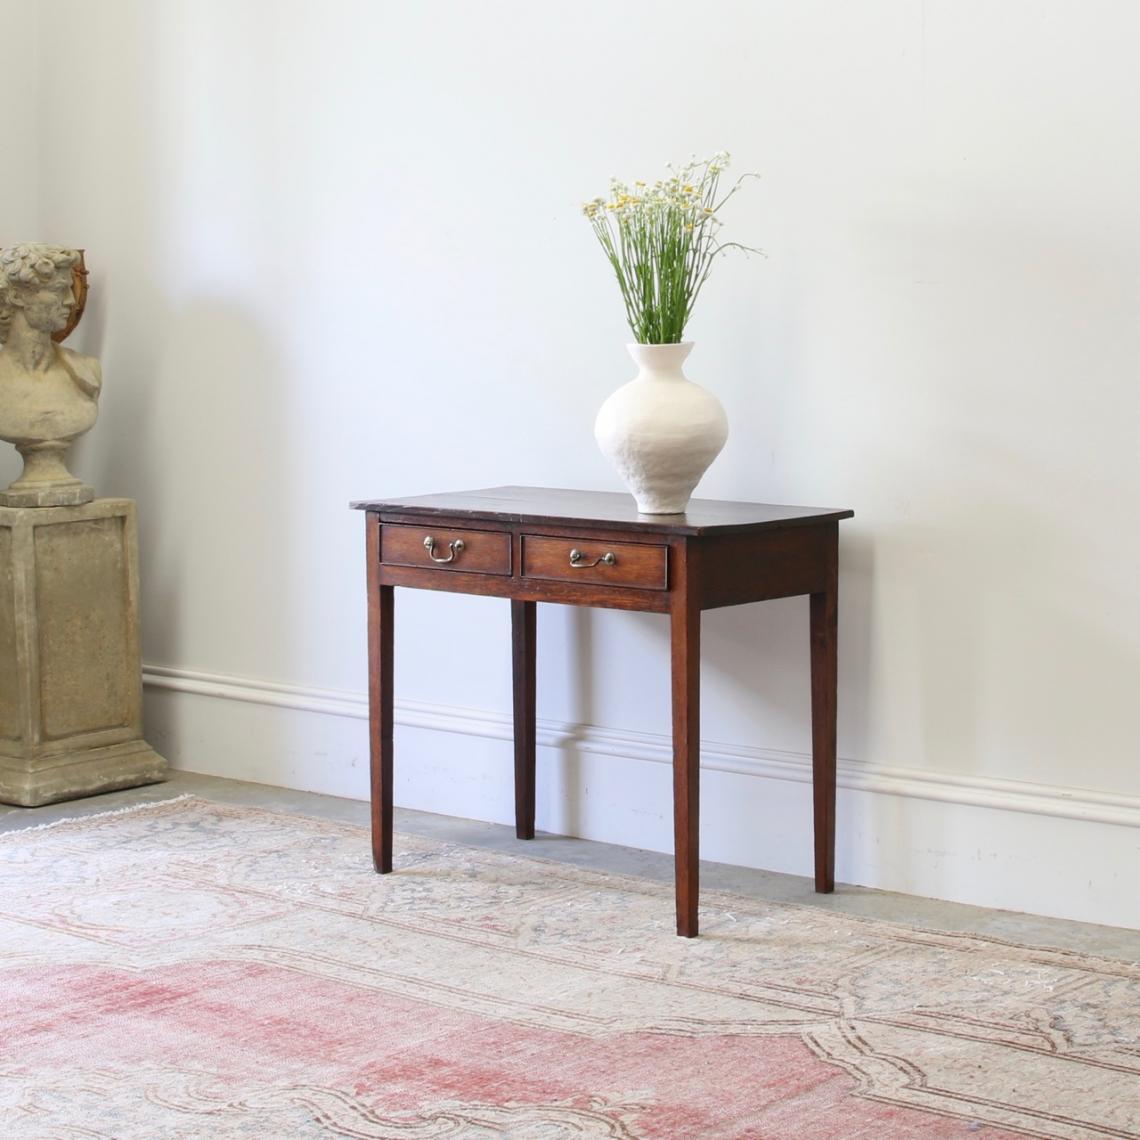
[423, 536, 465, 564]
[569, 548, 616, 569]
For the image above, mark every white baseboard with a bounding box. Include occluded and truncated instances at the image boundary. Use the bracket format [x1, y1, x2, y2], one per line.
[142, 663, 1140, 826]
[141, 664, 1140, 930]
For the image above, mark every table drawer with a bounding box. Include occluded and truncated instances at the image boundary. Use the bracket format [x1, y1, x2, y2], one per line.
[521, 534, 668, 590]
[381, 523, 511, 575]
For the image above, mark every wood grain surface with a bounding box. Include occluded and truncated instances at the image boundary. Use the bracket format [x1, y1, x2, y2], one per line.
[380, 523, 512, 576]
[521, 533, 668, 591]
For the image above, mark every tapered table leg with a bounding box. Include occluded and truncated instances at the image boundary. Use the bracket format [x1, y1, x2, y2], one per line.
[366, 514, 394, 874]
[671, 587, 701, 937]
[810, 584, 838, 893]
[512, 600, 537, 840]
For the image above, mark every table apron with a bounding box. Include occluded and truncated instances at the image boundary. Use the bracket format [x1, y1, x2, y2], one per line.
[694, 525, 836, 608]
[376, 563, 673, 613]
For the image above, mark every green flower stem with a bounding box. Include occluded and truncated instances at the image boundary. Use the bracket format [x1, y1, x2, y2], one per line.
[583, 153, 761, 344]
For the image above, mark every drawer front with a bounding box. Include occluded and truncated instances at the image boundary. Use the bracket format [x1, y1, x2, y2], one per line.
[381, 523, 511, 575]
[521, 534, 668, 590]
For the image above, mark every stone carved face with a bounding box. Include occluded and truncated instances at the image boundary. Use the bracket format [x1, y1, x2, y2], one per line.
[0, 245, 81, 340]
[20, 277, 76, 335]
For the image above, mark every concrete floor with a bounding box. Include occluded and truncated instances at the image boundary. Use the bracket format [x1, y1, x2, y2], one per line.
[3, 770, 1138, 960]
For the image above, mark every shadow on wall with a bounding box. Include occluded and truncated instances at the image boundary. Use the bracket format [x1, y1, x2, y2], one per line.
[65, 257, 108, 490]
[123, 298, 292, 781]
[699, 532, 874, 877]
[535, 535, 875, 879]
[546, 606, 597, 837]
[0, 445, 19, 491]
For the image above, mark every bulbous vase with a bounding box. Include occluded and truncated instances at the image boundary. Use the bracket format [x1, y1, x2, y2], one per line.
[594, 342, 728, 515]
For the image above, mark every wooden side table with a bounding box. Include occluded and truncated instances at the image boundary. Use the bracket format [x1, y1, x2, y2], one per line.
[353, 486, 853, 937]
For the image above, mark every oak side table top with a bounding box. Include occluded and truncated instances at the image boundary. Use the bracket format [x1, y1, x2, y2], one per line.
[352, 484, 852, 535]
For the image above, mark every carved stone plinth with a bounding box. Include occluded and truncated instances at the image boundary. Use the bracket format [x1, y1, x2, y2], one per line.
[0, 441, 95, 507]
[0, 498, 166, 806]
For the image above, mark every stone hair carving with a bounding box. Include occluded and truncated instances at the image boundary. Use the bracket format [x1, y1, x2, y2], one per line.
[0, 244, 80, 289]
[0, 243, 102, 507]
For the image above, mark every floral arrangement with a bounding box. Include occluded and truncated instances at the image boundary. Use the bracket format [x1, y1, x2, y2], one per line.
[582, 151, 760, 345]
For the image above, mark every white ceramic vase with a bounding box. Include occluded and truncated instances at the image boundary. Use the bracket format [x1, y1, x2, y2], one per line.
[594, 342, 728, 514]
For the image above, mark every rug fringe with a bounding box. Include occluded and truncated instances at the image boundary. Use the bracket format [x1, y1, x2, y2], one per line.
[0, 793, 197, 839]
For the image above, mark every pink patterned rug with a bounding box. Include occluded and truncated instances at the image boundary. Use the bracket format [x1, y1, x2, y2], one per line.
[1, 797, 1137, 1138]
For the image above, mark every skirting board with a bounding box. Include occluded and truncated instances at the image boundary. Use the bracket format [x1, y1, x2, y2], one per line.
[141, 664, 1140, 930]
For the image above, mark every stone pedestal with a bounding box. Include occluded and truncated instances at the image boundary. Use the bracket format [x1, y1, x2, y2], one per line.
[0, 498, 166, 806]
[0, 441, 96, 508]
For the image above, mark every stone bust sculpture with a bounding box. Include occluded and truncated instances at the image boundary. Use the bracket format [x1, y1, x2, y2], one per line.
[0, 244, 100, 506]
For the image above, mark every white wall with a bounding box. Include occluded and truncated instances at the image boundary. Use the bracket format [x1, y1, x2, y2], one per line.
[28, 0, 1140, 926]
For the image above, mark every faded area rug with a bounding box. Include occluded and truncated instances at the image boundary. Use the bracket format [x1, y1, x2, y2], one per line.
[1, 798, 1137, 1139]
